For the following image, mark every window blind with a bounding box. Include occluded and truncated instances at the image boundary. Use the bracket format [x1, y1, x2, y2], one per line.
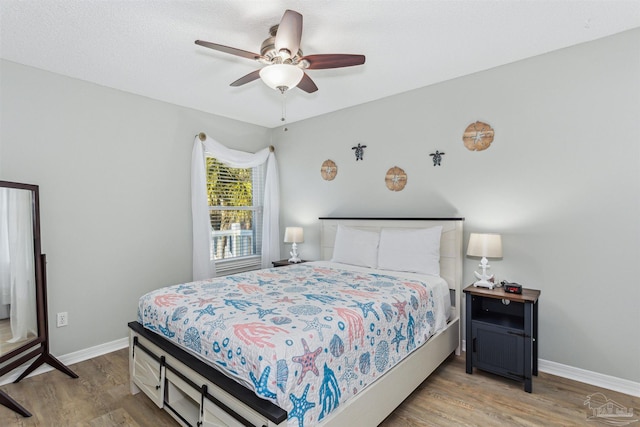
[206, 157, 265, 274]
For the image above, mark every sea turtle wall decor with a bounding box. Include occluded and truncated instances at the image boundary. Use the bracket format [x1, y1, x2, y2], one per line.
[385, 166, 407, 191]
[429, 150, 445, 166]
[463, 121, 494, 151]
[352, 143, 367, 161]
[321, 159, 338, 181]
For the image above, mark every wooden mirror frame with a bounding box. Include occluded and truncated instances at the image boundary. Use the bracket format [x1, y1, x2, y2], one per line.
[0, 180, 78, 417]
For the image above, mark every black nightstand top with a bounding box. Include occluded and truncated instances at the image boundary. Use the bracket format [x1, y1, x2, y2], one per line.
[272, 259, 308, 267]
[463, 284, 540, 303]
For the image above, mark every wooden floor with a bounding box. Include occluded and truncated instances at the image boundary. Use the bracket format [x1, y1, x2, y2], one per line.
[0, 318, 37, 356]
[0, 348, 638, 426]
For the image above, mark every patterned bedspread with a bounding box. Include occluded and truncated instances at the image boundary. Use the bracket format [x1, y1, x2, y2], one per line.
[138, 261, 450, 427]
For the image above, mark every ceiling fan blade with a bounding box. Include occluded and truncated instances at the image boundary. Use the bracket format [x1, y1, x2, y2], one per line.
[301, 54, 366, 69]
[275, 10, 302, 58]
[195, 40, 262, 61]
[230, 70, 262, 87]
[297, 72, 318, 93]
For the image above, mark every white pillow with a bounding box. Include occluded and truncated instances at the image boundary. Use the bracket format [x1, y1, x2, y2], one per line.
[377, 226, 442, 275]
[331, 225, 380, 268]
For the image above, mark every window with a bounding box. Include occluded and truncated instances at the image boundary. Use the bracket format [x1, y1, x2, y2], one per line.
[206, 157, 265, 275]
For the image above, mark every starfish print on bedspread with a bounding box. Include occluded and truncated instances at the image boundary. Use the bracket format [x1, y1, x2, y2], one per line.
[340, 357, 358, 387]
[288, 383, 316, 427]
[250, 366, 277, 400]
[194, 304, 220, 321]
[391, 323, 406, 352]
[302, 317, 331, 340]
[352, 301, 380, 320]
[275, 296, 297, 304]
[292, 338, 322, 385]
[392, 298, 408, 320]
[203, 314, 228, 338]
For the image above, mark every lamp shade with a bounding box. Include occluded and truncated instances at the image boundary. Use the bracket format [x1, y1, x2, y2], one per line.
[259, 64, 304, 91]
[284, 227, 304, 243]
[467, 233, 502, 258]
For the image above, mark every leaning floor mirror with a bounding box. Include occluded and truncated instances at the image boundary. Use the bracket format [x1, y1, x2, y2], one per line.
[0, 181, 77, 417]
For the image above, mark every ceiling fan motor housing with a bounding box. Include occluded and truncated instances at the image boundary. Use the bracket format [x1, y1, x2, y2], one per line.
[260, 25, 303, 65]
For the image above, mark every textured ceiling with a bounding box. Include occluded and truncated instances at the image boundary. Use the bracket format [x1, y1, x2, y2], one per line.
[1, 1, 639, 128]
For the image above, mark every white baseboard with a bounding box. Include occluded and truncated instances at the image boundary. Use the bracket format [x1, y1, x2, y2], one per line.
[461, 339, 639, 397]
[0, 337, 129, 386]
[538, 359, 640, 397]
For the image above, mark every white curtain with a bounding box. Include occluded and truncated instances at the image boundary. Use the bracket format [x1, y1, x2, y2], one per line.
[191, 135, 280, 280]
[0, 188, 37, 342]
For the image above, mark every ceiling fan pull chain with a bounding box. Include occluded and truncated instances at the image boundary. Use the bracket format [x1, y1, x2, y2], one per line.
[281, 91, 287, 122]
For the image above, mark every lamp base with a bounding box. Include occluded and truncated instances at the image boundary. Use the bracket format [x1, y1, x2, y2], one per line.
[473, 279, 496, 289]
[288, 243, 301, 263]
[473, 259, 496, 289]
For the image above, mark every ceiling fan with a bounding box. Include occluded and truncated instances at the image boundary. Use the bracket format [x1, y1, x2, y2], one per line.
[195, 9, 365, 94]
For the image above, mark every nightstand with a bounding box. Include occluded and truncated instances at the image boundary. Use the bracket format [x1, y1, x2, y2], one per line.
[464, 284, 540, 392]
[271, 259, 308, 267]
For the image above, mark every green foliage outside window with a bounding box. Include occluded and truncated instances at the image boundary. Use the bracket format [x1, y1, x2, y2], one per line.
[206, 157, 259, 260]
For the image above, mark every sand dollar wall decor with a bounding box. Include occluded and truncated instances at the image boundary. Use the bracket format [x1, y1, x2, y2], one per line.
[463, 121, 494, 151]
[385, 166, 407, 191]
[321, 159, 338, 181]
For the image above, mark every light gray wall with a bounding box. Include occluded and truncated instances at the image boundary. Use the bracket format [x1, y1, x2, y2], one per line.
[0, 59, 270, 355]
[275, 29, 640, 382]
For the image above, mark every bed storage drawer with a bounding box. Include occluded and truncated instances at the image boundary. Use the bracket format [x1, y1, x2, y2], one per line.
[131, 337, 165, 408]
[164, 369, 200, 426]
[164, 368, 253, 427]
[201, 393, 247, 427]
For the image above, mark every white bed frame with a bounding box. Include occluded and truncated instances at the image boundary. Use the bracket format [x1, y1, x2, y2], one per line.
[128, 218, 463, 427]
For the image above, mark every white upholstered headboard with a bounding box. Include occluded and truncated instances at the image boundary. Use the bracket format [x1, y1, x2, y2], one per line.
[319, 218, 464, 319]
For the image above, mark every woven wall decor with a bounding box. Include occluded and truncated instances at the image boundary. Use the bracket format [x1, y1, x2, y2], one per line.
[463, 121, 494, 151]
[385, 166, 407, 191]
[321, 159, 338, 181]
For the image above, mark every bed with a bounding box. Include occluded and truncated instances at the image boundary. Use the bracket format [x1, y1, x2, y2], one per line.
[129, 218, 463, 427]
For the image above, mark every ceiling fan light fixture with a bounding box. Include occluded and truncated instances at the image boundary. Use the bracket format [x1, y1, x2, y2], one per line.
[259, 64, 303, 92]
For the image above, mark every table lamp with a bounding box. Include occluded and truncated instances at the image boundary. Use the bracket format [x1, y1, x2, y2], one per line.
[467, 233, 502, 289]
[284, 227, 304, 263]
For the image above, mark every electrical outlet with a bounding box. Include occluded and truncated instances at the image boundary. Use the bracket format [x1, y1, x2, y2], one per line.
[56, 312, 68, 327]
